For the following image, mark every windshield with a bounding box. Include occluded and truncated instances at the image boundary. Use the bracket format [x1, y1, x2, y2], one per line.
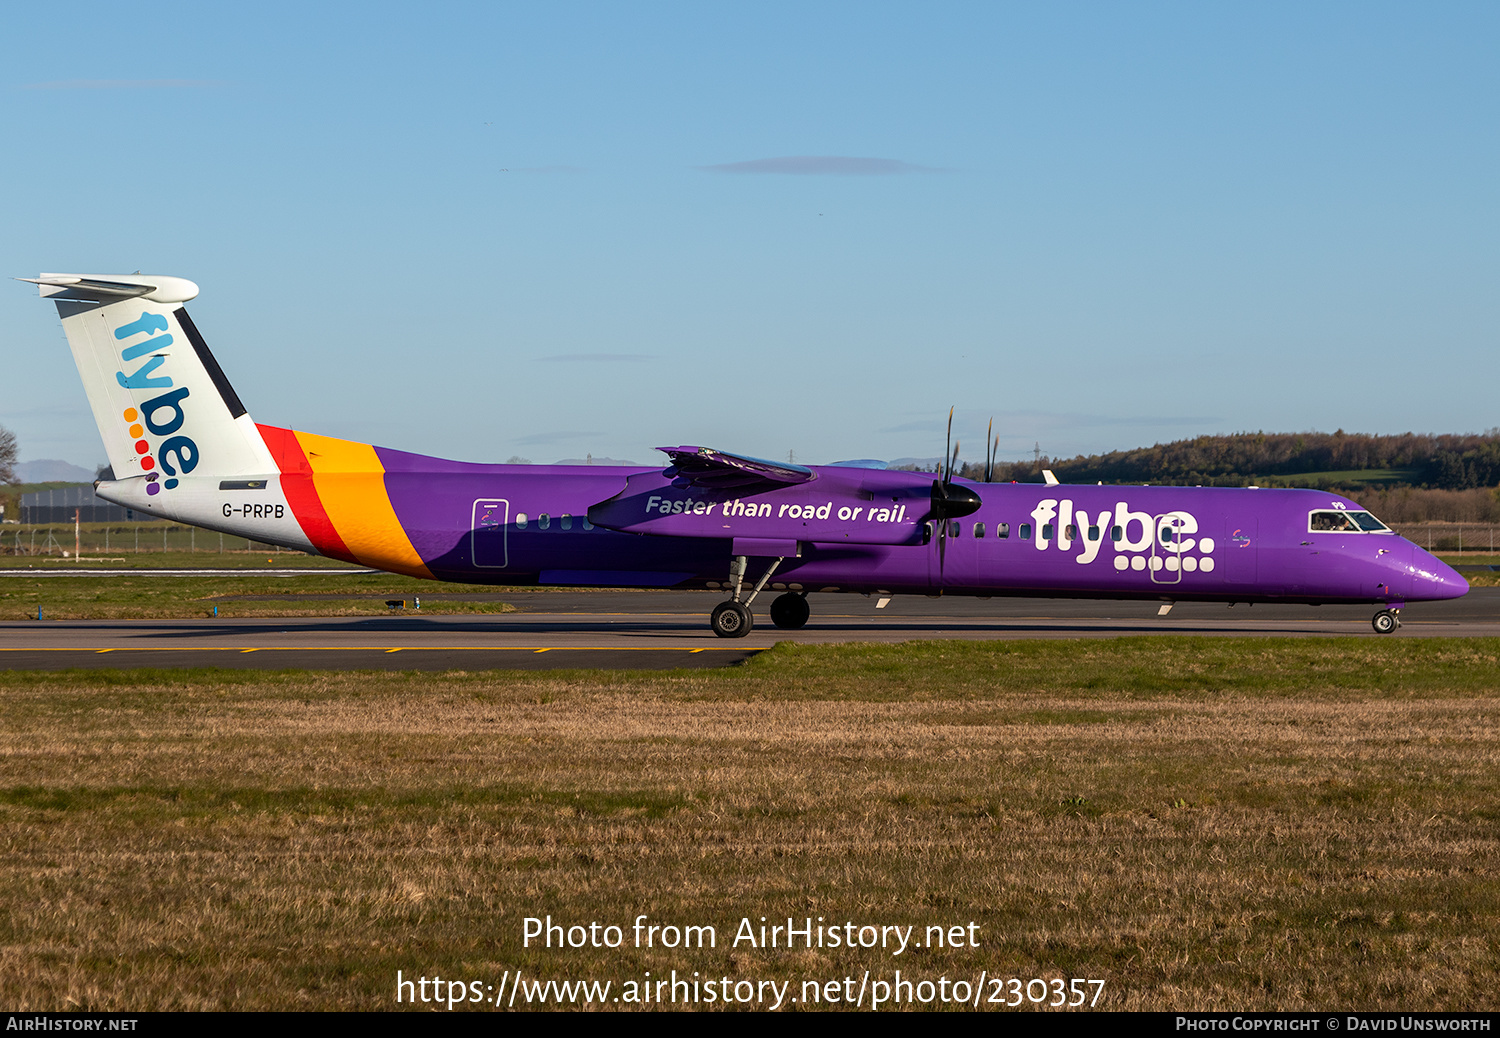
[1309, 511, 1360, 532]
[1308, 509, 1392, 533]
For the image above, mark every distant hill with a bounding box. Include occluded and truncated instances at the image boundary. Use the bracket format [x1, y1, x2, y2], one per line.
[553, 456, 639, 466]
[14, 459, 95, 484]
[961, 431, 1500, 491]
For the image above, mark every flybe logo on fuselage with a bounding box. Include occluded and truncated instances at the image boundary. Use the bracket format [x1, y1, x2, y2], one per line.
[113, 310, 199, 496]
[1030, 498, 1218, 575]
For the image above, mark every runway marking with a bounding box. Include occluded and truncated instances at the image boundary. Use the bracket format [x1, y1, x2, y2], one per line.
[384, 648, 401, 653]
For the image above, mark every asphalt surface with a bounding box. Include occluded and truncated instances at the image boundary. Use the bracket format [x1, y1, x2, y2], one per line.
[2, 588, 1496, 671]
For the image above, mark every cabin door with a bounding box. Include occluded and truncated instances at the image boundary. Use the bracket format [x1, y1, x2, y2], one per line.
[471, 498, 511, 568]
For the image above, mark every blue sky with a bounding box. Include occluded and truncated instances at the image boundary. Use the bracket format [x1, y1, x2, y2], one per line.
[2, 2, 1497, 471]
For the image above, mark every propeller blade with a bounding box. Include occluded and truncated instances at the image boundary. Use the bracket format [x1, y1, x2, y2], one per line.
[944, 407, 955, 481]
[984, 418, 994, 482]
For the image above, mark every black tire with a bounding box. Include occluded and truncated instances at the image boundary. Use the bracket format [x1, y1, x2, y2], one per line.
[711, 601, 753, 638]
[769, 592, 811, 630]
[1372, 610, 1398, 634]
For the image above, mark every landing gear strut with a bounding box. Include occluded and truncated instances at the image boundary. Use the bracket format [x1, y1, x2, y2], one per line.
[770, 592, 810, 630]
[1372, 608, 1401, 634]
[709, 554, 787, 638]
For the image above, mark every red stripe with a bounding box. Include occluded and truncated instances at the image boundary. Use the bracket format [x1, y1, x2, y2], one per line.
[257, 423, 359, 564]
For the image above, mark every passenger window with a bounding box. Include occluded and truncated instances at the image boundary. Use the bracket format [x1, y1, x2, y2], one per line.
[581, 517, 594, 531]
[539, 513, 551, 530]
[997, 522, 1010, 539]
[1042, 523, 1054, 540]
[1020, 523, 1032, 540]
[974, 522, 985, 538]
[948, 520, 961, 537]
[560, 514, 573, 530]
[1088, 525, 1100, 541]
[1065, 524, 1077, 540]
[515, 513, 528, 530]
[1160, 527, 1175, 544]
[1111, 526, 1122, 542]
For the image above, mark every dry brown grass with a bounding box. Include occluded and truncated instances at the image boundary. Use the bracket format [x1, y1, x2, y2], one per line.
[1, 639, 1497, 1011]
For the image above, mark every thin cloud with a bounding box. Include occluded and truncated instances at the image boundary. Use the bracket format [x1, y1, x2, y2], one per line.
[512, 165, 586, 174]
[699, 156, 945, 176]
[540, 353, 654, 363]
[517, 430, 604, 446]
[24, 79, 223, 89]
[879, 420, 945, 434]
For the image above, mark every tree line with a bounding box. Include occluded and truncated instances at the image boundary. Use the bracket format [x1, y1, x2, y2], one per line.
[960, 430, 1500, 490]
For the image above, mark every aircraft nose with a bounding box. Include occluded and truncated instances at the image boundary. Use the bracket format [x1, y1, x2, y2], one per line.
[1409, 545, 1469, 600]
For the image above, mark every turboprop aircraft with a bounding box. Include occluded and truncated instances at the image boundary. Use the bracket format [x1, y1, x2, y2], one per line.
[23, 272, 1468, 636]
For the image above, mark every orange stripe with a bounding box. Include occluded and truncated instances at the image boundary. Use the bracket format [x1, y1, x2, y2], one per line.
[290, 430, 433, 578]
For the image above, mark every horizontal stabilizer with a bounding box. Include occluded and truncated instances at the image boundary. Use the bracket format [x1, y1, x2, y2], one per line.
[17, 273, 200, 304]
[658, 445, 816, 491]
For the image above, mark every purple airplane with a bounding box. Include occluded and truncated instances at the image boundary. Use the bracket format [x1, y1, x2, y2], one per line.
[28, 272, 1469, 636]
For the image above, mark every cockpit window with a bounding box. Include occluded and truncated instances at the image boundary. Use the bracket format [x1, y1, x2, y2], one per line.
[1348, 511, 1391, 532]
[1309, 511, 1361, 533]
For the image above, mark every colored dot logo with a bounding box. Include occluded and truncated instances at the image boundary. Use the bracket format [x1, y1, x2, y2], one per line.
[123, 407, 163, 495]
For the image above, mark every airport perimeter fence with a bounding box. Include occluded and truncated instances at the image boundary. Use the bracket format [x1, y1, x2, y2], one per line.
[1388, 523, 1500, 554]
[4, 520, 1500, 558]
[2, 521, 286, 557]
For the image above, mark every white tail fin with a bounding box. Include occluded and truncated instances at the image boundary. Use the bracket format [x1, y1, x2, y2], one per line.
[26, 273, 275, 501]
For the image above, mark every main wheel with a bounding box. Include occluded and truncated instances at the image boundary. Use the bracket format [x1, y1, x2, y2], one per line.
[769, 592, 810, 630]
[1372, 610, 1398, 634]
[711, 601, 753, 638]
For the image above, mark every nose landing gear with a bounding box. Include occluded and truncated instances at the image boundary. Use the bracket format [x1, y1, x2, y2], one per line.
[1372, 608, 1402, 634]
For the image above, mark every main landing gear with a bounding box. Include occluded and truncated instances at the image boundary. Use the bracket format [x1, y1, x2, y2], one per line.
[769, 591, 810, 630]
[710, 555, 810, 637]
[1372, 608, 1402, 634]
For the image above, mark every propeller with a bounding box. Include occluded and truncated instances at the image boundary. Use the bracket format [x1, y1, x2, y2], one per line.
[982, 417, 1000, 483]
[929, 407, 982, 576]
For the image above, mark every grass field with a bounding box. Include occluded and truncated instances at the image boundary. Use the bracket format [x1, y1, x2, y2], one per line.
[0, 569, 517, 619]
[1, 638, 1496, 1011]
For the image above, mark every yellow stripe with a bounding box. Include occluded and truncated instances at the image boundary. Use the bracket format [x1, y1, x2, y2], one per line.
[292, 430, 433, 578]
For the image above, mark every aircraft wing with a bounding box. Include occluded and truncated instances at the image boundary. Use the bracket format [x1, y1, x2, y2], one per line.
[658, 446, 817, 491]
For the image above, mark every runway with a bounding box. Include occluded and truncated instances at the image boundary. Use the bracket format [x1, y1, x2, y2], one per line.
[2, 588, 1497, 670]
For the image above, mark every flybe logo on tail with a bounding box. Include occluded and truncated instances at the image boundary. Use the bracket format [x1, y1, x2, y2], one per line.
[114, 311, 199, 496]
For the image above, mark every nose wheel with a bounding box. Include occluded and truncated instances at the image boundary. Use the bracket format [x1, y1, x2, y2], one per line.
[1372, 609, 1401, 634]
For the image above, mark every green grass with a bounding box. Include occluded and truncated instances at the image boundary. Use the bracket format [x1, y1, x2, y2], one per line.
[0, 639, 1497, 1011]
[0, 570, 515, 618]
[0, 552, 355, 576]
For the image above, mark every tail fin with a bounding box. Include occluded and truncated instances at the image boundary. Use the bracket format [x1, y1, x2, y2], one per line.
[24, 273, 275, 500]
